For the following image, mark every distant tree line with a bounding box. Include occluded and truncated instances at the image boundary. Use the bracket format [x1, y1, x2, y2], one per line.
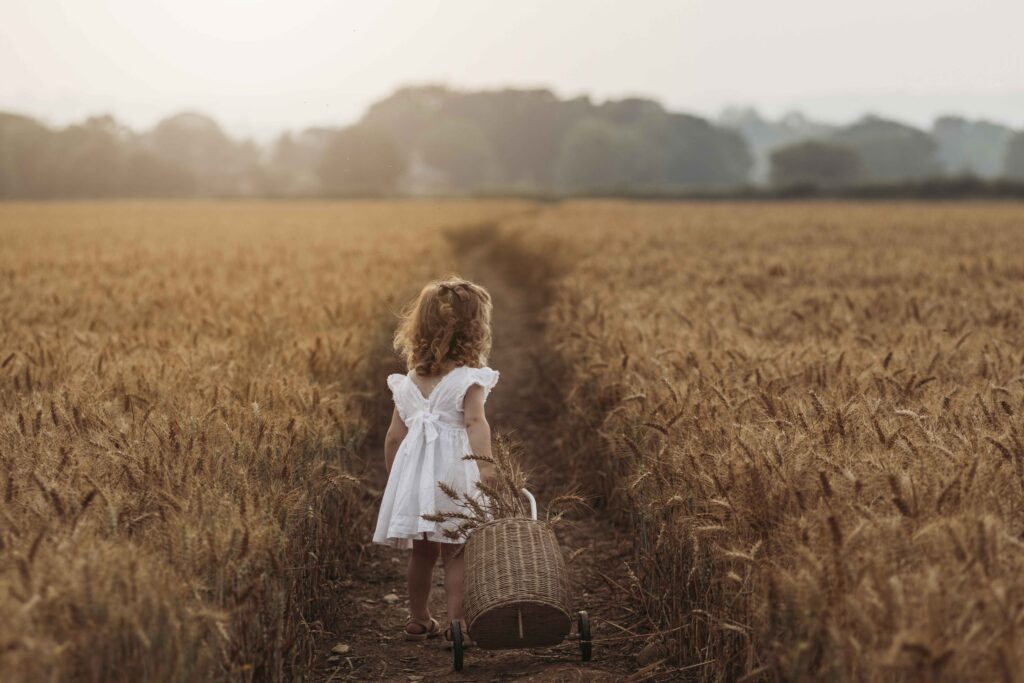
[0, 111, 263, 198]
[3, 86, 1024, 198]
[722, 108, 1024, 189]
[0, 113, 195, 198]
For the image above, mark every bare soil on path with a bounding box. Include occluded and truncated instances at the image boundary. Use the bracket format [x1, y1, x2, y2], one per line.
[314, 224, 642, 682]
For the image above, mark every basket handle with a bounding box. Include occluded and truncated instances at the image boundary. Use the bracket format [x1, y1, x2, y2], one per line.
[521, 488, 538, 520]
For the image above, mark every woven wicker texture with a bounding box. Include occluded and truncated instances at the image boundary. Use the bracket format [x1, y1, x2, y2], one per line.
[463, 517, 572, 649]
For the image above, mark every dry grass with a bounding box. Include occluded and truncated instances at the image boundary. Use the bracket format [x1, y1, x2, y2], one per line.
[499, 201, 1024, 681]
[0, 201, 519, 681]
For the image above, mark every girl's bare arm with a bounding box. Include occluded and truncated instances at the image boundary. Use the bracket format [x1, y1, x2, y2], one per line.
[463, 384, 496, 483]
[384, 407, 408, 473]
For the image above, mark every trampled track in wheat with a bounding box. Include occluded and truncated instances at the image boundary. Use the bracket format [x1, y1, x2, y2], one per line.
[318, 223, 637, 681]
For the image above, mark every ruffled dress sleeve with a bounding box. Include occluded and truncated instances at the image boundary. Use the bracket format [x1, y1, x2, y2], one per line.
[465, 367, 500, 402]
[387, 373, 408, 420]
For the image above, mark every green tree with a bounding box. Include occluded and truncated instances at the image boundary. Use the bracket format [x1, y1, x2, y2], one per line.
[933, 116, 1013, 178]
[1004, 132, 1024, 180]
[418, 119, 500, 188]
[0, 113, 53, 198]
[554, 118, 636, 191]
[830, 116, 938, 182]
[121, 149, 194, 196]
[318, 124, 405, 196]
[719, 108, 836, 183]
[149, 112, 257, 196]
[46, 116, 127, 196]
[662, 113, 752, 187]
[770, 140, 862, 187]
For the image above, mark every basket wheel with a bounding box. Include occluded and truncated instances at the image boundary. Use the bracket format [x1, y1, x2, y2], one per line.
[578, 610, 592, 662]
[450, 620, 464, 672]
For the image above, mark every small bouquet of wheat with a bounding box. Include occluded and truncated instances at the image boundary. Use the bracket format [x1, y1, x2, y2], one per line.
[421, 435, 585, 541]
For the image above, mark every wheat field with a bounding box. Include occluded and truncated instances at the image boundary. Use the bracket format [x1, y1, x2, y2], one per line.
[2, 200, 1024, 681]
[0, 201, 521, 681]
[498, 201, 1024, 681]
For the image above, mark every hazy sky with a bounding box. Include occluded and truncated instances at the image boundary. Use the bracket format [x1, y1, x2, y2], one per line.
[2, 0, 1022, 139]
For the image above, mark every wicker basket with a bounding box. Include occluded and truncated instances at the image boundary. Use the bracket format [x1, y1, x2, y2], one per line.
[463, 512, 572, 649]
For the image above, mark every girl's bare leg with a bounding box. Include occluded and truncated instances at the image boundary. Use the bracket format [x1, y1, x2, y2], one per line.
[441, 543, 466, 624]
[408, 539, 440, 631]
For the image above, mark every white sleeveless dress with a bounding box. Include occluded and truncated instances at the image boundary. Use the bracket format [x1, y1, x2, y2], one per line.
[372, 365, 499, 548]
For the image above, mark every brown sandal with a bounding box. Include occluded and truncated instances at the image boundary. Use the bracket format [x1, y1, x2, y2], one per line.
[404, 616, 440, 641]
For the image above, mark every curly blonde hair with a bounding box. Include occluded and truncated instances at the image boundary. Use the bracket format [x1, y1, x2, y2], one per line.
[394, 277, 492, 376]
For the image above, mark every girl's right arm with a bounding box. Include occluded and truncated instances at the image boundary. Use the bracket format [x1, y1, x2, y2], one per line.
[383, 407, 408, 473]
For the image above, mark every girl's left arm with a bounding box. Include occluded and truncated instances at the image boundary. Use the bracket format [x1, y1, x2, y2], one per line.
[464, 385, 496, 483]
[383, 407, 408, 474]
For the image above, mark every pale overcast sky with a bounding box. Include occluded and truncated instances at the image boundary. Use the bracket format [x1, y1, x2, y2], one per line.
[2, 0, 1022, 139]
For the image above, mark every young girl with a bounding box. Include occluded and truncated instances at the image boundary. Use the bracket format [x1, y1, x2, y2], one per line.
[372, 277, 499, 644]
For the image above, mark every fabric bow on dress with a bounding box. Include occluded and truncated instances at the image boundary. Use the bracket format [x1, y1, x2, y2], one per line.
[408, 409, 442, 443]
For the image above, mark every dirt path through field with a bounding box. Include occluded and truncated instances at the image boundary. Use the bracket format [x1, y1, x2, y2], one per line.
[314, 222, 640, 681]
